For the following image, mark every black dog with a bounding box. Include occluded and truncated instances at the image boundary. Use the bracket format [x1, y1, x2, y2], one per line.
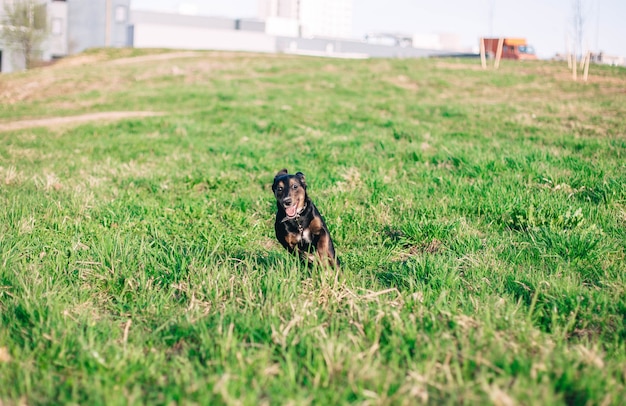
[272, 169, 337, 267]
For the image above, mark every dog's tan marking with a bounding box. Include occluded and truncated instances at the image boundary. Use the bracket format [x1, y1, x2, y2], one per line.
[284, 233, 299, 249]
[316, 233, 333, 264]
[288, 178, 306, 211]
[308, 217, 324, 234]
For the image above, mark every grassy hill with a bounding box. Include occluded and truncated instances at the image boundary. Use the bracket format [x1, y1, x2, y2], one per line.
[1, 48, 625, 404]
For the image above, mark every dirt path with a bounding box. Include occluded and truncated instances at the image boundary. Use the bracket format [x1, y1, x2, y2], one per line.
[0, 111, 164, 132]
[106, 51, 202, 66]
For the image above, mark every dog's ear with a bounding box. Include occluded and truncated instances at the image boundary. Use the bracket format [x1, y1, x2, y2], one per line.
[295, 172, 307, 188]
[274, 169, 288, 179]
[273, 169, 288, 192]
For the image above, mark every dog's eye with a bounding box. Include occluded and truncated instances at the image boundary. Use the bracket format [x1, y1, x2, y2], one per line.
[277, 187, 283, 193]
[292, 184, 298, 189]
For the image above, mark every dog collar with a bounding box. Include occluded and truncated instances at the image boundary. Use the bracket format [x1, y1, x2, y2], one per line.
[281, 202, 308, 229]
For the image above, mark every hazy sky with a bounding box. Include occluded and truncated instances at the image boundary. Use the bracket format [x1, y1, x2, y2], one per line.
[131, 0, 626, 59]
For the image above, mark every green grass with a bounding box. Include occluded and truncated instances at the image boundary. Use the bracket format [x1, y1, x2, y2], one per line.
[1, 49, 625, 404]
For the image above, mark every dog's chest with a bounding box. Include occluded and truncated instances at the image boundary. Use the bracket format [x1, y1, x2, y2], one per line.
[301, 228, 313, 244]
[289, 228, 313, 245]
[280, 220, 313, 247]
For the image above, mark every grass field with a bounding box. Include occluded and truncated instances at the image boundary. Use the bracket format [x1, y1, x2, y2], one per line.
[1, 48, 625, 404]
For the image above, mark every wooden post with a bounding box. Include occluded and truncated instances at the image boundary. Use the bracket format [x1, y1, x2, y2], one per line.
[567, 53, 572, 69]
[583, 51, 591, 82]
[494, 38, 504, 69]
[572, 48, 577, 81]
[566, 37, 572, 69]
[480, 38, 487, 69]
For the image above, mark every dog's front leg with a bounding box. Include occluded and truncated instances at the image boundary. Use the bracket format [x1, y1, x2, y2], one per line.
[315, 230, 337, 268]
[296, 247, 316, 265]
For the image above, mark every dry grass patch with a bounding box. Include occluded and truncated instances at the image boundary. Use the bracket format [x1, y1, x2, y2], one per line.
[0, 111, 164, 132]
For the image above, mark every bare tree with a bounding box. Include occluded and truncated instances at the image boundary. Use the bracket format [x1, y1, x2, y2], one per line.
[570, 0, 593, 59]
[1, 0, 48, 69]
[487, 0, 495, 37]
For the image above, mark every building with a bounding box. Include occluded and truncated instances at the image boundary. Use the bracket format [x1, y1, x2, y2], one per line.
[300, 0, 352, 39]
[67, 0, 130, 54]
[129, 10, 275, 53]
[591, 52, 625, 66]
[258, 0, 299, 20]
[0, 0, 129, 73]
[259, 0, 352, 39]
[0, 0, 68, 72]
[1, 0, 469, 73]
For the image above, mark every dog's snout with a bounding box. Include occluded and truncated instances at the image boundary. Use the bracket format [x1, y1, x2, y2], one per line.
[283, 197, 293, 206]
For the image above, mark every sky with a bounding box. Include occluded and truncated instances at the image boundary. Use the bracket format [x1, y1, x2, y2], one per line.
[130, 0, 626, 59]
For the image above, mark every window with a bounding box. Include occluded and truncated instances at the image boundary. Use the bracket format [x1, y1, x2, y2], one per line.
[519, 45, 535, 54]
[51, 18, 63, 35]
[115, 5, 127, 23]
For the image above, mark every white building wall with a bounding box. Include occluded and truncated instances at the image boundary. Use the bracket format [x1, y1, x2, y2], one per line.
[265, 16, 299, 37]
[45, 1, 68, 57]
[439, 33, 463, 51]
[301, 0, 352, 39]
[260, 0, 353, 39]
[258, 0, 299, 20]
[0, 0, 64, 72]
[412, 34, 442, 50]
[132, 24, 277, 53]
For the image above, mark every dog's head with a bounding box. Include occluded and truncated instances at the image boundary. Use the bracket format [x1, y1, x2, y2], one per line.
[272, 169, 308, 218]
